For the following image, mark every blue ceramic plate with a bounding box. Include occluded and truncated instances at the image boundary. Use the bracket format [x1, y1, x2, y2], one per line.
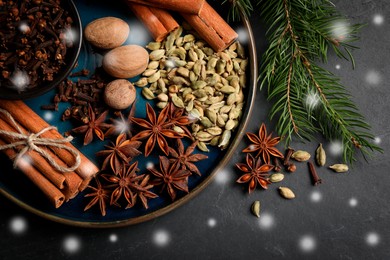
[0, 0, 257, 227]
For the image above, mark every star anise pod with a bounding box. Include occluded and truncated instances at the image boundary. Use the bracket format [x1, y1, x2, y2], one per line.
[105, 101, 137, 138]
[84, 176, 111, 216]
[236, 153, 274, 193]
[131, 103, 182, 156]
[101, 161, 143, 208]
[72, 104, 110, 145]
[168, 139, 208, 176]
[167, 102, 195, 139]
[133, 174, 158, 209]
[96, 133, 142, 173]
[149, 156, 191, 201]
[242, 123, 284, 164]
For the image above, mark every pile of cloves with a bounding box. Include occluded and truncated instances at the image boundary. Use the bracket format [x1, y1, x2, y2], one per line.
[41, 68, 111, 123]
[0, 0, 75, 90]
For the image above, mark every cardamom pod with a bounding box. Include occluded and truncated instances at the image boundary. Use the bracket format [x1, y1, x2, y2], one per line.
[269, 173, 284, 183]
[251, 201, 261, 218]
[291, 150, 311, 162]
[329, 164, 349, 173]
[315, 143, 326, 166]
[279, 187, 295, 199]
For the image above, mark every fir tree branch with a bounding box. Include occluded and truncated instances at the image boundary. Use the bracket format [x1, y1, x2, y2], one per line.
[228, 0, 382, 163]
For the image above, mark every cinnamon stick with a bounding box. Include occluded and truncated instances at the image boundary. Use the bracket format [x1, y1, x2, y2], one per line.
[128, 3, 179, 42]
[126, 0, 205, 14]
[0, 138, 65, 208]
[0, 100, 99, 184]
[0, 116, 66, 189]
[181, 1, 238, 52]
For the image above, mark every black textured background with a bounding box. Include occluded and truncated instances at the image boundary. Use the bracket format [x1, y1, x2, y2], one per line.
[1, 1, 389, 259]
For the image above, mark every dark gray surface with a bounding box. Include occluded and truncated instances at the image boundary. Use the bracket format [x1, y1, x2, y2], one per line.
[1, 1, 389, 259]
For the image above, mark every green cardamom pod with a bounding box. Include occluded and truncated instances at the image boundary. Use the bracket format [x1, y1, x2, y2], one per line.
[251, 201, 261, 218]
[291, 150, 311, 162]
[329, 164, 349, 173]
[269, 173, 284, 183]
[316, 143, 326, 166]
[279, 187, 295, 199]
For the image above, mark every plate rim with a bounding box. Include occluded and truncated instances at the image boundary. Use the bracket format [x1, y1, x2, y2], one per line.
[0, 12, 258, 228]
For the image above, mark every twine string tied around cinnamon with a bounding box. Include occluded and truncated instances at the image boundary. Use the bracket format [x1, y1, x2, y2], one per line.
[0, 108, 81, 172]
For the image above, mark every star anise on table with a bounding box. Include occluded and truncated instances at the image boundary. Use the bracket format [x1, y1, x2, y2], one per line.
[101, 161, 143, 208]
[168, 139, 208, 176]
[167, 102, 195, 139]
[131, 103, 182, 156]
[105, 102, 137, 138]
[149, 156, 191, 201]
[72, 104, 110, 145]
[242, 123, 284, 164]
[84, 176, 111, 216]
[96, 133, 142, 173]
[236, 153, 274, 193]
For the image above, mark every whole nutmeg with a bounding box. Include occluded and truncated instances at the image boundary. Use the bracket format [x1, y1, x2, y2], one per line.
[84, 17, 130, 49]
[104, 79, 136, 110]
[102, 45, 149, 78]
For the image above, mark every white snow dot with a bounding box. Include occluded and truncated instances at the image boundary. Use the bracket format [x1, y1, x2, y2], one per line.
[349, 197, 358, 207]
[15, 155, 33, 170]
[335, 64, 341, 70]
[18, 22, 30, 33]
[113, 120, 129, 135]
[43, 111, 54, 121]
[207, 218, 217, 228]
[236, 27, 249, 44]
[9, 216, 27, 234]
[331, 21, 351, 41]
[153, 230, 170, 247]
[214, 169, 232, 185]
[109, 234, 118, 243]
[165, 59, 176, 69]
[373, 14, 384, 25]
[304, 91, 320, 111]
[258, 212, 274, 230]
[366, 232, 380, 246]
[62, 28, 78, 46]
[10, 70, 30, 91]
[365, 70, 382, 85]
[146, 161, 154, 170]
[299, 235, 317, 252]
[374, 136, 381, 144]
[63, 236, 81, 253]
[329, 140, 343, 156]
[310, 191, 322, 203]
[127, 24, 149, 45]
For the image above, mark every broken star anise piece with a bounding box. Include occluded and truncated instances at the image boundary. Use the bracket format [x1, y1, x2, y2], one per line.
[236, 153, 274, 193]
[242, 123, 284, 164]
[168, 139, 208, 176]
[167, 102, 195, 139]
[149, 156, 191, 201]
[72, 104, 110, 145]
[131, 103, 182, 157]
[101, 161, 143, 208]
[84, 176, 111, 216]
[96, 133, 142, 173]
[133, 174, 158, 209]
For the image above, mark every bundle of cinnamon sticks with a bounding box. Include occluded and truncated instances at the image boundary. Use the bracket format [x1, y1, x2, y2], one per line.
[125, 0, 238, 52]
[0, 100, 99, 208]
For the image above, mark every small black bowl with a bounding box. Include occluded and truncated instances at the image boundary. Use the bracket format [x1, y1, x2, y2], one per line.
[0, 0, 82, 100]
